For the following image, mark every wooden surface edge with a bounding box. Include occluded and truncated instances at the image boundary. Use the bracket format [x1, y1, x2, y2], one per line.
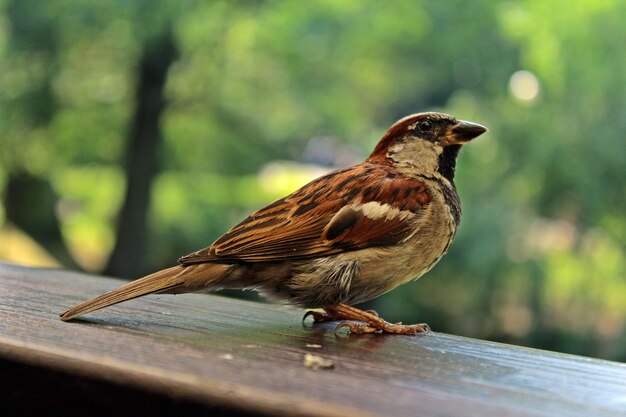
[0, 336, 375, 417]
[3, 262, 626, 417]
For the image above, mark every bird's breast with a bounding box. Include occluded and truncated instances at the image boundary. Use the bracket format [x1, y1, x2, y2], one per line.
[345, 182, 460, 304]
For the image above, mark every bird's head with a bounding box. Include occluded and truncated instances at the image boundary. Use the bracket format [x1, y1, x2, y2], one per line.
[368, 112, 487, 182]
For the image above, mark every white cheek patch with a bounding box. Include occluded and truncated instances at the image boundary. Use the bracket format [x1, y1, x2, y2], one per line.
[353, 201, 414, 222]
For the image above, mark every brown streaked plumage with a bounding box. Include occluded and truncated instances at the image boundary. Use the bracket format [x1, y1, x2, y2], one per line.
[179, 165, 430, 264]
[60, 111, 487, 334]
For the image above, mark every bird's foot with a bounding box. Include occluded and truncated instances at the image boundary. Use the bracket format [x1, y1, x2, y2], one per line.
[302, 307, 379, 323]
[335, 321, 429, 335]
[326, 304, 430, 335]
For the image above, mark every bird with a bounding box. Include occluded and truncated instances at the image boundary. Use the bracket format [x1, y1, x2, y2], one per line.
[60, 112, 487, 334]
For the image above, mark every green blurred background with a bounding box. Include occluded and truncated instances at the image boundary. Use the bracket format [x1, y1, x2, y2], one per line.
[1, 0, 624, 361]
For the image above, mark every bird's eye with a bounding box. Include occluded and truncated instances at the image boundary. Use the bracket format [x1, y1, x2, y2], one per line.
[417, 120, 433, 133]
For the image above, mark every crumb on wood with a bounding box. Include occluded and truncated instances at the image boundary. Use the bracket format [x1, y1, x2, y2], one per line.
[218, 353, 234, 360]
[306, 343, 322, 349]
[303, 353, 334, 370]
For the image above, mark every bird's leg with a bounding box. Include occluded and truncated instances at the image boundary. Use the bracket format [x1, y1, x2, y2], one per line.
[326, 304, 430, 335]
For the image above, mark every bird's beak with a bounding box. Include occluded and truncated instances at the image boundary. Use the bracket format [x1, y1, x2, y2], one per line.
[443, 120, 488, 146]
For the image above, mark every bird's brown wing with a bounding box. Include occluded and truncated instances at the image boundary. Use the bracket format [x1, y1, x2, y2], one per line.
[178, 164, 431, 264]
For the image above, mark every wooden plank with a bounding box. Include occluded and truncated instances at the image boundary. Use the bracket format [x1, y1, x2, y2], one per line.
[1, 261, 625, 417]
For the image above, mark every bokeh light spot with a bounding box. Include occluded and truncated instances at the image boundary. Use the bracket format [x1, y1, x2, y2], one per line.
[509, 70, 540, 102]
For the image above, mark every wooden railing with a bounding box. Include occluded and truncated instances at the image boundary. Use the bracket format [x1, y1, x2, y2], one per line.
[1, 261, 625, 417]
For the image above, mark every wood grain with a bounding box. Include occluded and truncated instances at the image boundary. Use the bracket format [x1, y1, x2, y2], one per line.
[1, 262, 625, 416]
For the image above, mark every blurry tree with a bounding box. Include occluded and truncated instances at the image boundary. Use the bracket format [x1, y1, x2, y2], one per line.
[105, 23, 178, 278]
[1, 0, 80, 269]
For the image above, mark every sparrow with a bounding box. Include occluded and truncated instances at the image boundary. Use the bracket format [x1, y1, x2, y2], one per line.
[60, 112, 487, 334]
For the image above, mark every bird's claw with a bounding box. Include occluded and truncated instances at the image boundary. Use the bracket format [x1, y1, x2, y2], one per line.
[302, 310, 334, 323]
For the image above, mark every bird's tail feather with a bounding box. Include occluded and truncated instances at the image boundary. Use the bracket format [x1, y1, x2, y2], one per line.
[59, 263, 229, 321]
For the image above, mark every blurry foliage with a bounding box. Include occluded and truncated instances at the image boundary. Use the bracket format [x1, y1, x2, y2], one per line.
[0, 0, 624, 361]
